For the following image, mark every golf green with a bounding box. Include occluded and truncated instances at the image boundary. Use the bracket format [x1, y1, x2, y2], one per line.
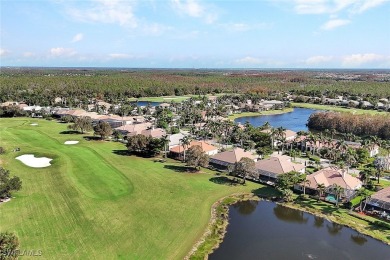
[0, 118, 270, 259]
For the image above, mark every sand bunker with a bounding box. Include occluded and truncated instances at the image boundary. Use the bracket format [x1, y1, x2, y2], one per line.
[64, 141, 79, 145]
[16, 154, 52, 168]
[30, 123, 38, 126]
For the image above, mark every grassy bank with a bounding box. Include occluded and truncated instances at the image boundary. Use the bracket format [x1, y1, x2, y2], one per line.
[188, 186, 280, 260]
[291, 102, 388, 115]
[284, 197, 390, 245]
[0, 118, 264, 259]
[228, 108, 294, 121]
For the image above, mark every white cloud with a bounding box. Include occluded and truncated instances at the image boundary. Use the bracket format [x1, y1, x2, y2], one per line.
[354, 0, 388, 13]
[321, 19, 350, 30]
[50, 47, 76, 57]
[23, 52, 36, 57]
[108, 53, 133, 59]
[171, 0, 218, 23]
[0, 48, 10, 56]
[71, 33, 84, 43]
[67, 0, 137, 28]
[305, 55, 333, 65]
[342, 53, 387, 67]
[222, 22, 272, 32]
[142, 23, 172, 36]
[290, 0, 387, 14]
[235, 56, 263, 65]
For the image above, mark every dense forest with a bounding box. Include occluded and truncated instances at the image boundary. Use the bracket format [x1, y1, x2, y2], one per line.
[0, 68, 389, 105]
[307, 112, 390, 139]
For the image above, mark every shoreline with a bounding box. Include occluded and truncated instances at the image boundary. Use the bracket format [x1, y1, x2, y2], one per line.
[291, 102, 389, 115]
[185, 193, 262, 260]
[187, 193, 390, 259]
[228, 107, 294, 121]
[281, 199, 390, 246]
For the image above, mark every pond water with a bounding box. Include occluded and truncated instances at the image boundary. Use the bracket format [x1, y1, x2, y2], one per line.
[234, 108, 319, 132]
[210, 200, 390, 260]
[134, 101, 161, 107]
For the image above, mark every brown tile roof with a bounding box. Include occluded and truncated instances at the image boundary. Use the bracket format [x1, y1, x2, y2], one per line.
[370, 187, 390, 203]
[211, 148, 255, 164]
[115, 123, 152, 135]
[255, 155, 305, 175]
[306, 167, 362, 190]
[170, 140, 218, 154]
[141, 128, 166, 138]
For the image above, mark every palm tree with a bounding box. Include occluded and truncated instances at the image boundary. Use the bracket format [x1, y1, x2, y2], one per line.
[180, 136, 191, 162]
[357, 188, 370, 212]
[161, 135, 170, 159]
[301, 178, 310, 195]
[317, 183, 326, 200]
[333, 184, 344, 207]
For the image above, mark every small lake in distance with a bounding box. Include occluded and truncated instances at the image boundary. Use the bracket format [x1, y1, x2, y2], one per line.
[234, 108, 319, 132]
[210, 200, 390, 260]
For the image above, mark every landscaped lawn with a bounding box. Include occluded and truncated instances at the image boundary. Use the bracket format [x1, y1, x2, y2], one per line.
[0, 118, 269, 259]
[291, 102, 389, 115]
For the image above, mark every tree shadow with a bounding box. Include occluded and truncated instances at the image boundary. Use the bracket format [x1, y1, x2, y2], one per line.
[252, 186, 281, 199]
[164, 164, 197, 173]
[83, 136, 100, 141]
[112, 150, 131, 156]
[60, 130, 80, 134]
[209, 176, 239, 186]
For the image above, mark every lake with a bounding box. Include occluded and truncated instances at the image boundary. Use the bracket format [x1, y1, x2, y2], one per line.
[210, 200, 390, 260]
[133, 101, 161, 107]
[234, 108, 319, 132]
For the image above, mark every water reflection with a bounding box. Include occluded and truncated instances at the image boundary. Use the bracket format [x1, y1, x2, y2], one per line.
[313, 216, 324, 228]
[351, 233, 368, 246]
[326, 222, 343, 236]
[234, 200, 258, 215]
[210, 201, 390, 260]
[273, 204, 309, 224]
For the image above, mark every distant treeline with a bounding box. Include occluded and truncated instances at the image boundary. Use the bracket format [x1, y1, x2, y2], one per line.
[307, 112, 390, 139]
[0, 68, 389, 105]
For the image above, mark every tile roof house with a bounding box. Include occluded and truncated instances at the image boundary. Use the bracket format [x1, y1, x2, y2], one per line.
[209, 148, 257, 169]
[295, 167, 362, 201]
[366, 187, 390, 214]
[114, 123, 152, 135]
[169, 140, 218, 160]
[255, 155, 305, 183]
[140, 128, 166, 138]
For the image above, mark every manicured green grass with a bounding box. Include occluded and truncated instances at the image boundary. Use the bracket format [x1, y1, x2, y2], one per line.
[228, 108, 294, 120]
[0, 118, 264, 259]
[291, 102, 389, 115]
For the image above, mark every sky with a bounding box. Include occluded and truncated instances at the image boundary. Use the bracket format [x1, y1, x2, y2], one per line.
[1, 0, 390, 68]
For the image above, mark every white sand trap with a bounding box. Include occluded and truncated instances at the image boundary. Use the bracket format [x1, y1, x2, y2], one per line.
[16, 154, 52, 168]
[64, 141, 79, 145]
[30, 123, 38, 126]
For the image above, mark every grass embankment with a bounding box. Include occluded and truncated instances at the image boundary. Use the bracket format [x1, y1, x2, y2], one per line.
[284, 197, 390, 245]
[188, 186, 280, 259]
[291, 102, 389, 115]
[0, 118, 266, 259]
[228, 108, 294, 121]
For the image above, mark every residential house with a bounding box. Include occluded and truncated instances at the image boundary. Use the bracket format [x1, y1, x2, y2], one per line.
[140, 128, 166, 139]
[209, 148, 257, 170]
[255, 155, 305, 184]
[295, 167, 362, 202]
[365, 187, 390, 214]
[169, 140, 218, 160]
[114, 123, 152, 136]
